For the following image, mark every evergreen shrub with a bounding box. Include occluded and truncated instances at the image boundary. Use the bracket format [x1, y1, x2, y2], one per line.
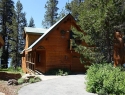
[7, 66, 23, 73]
[18, 78, 25, 85]
[18, 76, 41, 85]
[86, 63, 125, 95]
[29, 78, 35, 83]
[34, 77, 42, 82]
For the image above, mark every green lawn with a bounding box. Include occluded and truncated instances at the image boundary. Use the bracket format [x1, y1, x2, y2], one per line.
[0, 67, 24, 75]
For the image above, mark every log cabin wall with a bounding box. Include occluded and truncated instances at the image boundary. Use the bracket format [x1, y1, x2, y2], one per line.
[33, 16, 87, 73]
[22, 33, 42, 73]
[28, 34, 41, 47]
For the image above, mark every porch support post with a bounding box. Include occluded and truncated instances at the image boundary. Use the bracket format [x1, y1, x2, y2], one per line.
[34, 50, 36, 72]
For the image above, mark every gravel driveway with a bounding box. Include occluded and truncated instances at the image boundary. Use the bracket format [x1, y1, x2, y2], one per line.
[18, 75, 97, 95]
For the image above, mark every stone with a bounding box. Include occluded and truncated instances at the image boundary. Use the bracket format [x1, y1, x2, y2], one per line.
[8, 79, 18, 85]
[22, 74, 36, 83]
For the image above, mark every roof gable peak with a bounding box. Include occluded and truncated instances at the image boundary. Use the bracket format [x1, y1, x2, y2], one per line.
[27, 14, 74, 51]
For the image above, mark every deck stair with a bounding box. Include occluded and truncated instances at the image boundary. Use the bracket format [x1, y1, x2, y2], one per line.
[35, 70, 43, 75]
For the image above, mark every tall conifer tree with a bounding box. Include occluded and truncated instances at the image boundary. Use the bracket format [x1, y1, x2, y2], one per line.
[9, 11, 18, 67]
[65, 0, 83, 19]
[12, 0, 27, 66]
[28, 17, 35, 27]
[0, 0, 14, 68]
[57, 8, 67, 20]
[42, 0, 59, 28]
[72, 0, 125, 64]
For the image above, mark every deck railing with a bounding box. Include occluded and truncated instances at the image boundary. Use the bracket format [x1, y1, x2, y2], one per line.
[26, 61, 35, 73]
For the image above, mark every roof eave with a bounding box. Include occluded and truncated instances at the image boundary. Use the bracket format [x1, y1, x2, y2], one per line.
[25, 48, 32, 52]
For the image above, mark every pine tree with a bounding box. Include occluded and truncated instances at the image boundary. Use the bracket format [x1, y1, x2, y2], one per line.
[72, 0, 125, 64]
[42, 0, 59, 28]
[13, 0, 27, 66]
[9, 11, 18, 67]
[0, 0, 14, 68]
[28, 17, 35, 27]
[65, 0, 83, 19]
[57, 8, 67, 20]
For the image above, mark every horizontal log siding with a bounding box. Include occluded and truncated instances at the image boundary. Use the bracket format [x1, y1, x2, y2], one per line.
[33, 16, 87, 73]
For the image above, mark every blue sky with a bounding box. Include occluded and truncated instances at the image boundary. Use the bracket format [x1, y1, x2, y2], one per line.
[13, 0, 70, 28]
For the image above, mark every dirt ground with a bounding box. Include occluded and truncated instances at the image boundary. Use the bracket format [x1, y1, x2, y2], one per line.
[0, 80, 26, 95]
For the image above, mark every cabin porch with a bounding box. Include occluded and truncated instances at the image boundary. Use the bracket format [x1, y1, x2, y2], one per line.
[26, 49, 46, 74]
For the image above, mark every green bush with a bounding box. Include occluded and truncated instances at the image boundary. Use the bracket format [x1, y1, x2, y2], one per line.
[29, 78, 35, 83]
[34, 77, 42, 82]
[86, 63, 125, 95]
[29, 76, 41, 83]
[45, 68, 72, 75]
[18, 76, 41, 85]
[56, 69, 63, 75]
[18, 78, 25, 85]
[7, 66, 23, 73]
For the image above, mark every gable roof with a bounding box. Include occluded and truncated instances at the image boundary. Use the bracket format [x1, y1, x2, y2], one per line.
[24, 27, 48, 34]
[26, 14, 74, 51]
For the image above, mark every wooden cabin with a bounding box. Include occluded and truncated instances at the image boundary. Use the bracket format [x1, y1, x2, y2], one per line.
[0, 35, 4, 48]
[21, 14, 88, 74]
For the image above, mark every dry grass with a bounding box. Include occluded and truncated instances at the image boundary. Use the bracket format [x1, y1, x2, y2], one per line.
[0, 80, 27, 95]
